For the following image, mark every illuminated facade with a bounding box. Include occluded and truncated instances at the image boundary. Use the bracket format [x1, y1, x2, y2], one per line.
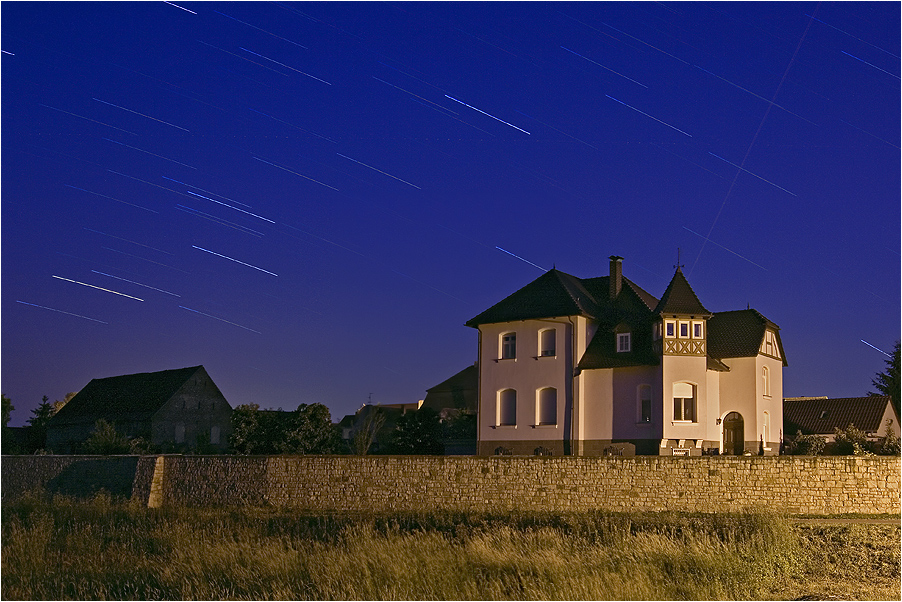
[467, 257, 786, 456]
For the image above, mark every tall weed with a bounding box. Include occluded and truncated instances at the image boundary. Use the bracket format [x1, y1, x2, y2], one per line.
[2, 496, 872, 600]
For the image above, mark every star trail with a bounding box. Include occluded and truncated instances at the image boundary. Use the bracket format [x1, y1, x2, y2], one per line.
[2, 2, 898, 424]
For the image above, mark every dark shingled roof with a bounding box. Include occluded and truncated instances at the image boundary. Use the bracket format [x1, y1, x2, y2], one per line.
[707, 309, 787, 365]
[654, 268, 711, 316]
[784, 396, 896, 435]
[50, 366, 205, 426]
[465, 269, 659, 327]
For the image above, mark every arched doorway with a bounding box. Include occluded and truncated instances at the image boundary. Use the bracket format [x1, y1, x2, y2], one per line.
[722, 412, 744, 455]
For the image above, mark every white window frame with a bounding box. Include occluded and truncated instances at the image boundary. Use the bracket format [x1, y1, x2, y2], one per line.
[500, 332, 516, 360]
[539, 328, 556, 357]
[762, 365, 771, 397]
[692, 321, 704, 339]
[536, 387, 557, 426]
[617, 332, 631, 353]
[672, 382, 696, 422]
[665, 320, 676, 338]
[679, 321, 690, 338]
[763, 411, 770, 448]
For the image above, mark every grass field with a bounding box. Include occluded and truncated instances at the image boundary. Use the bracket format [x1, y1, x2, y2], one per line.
[2, 492, 899, 600]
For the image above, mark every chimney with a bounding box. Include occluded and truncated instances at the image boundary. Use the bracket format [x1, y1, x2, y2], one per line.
[609, 255, 623, 299]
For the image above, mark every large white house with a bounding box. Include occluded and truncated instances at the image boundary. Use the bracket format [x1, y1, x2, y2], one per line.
[466, 256, 786, 456]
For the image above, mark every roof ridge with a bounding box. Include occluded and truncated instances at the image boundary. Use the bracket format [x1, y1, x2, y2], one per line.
[553, 269, 598, 316]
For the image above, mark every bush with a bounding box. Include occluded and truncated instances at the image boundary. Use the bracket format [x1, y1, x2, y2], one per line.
[878, 420, 900, 455]
[832, 424, 873, 456]
[82, 420, 131, 455]
[791, 431, 826, 456]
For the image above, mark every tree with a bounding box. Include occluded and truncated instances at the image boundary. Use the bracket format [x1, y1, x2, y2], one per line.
[389, 407, 444, 455]
[832, 423, 873, 456]
[281, 403, 342, 454]
[27, 395, 55, 429]
[878, 420, 901, 455]
[870, 340, 900, 420]
[53, 391, 77, 415]
[82, 419, 131, 455]
[350, 407, 386, 455]
[2, 394, 13, 429]
[23, 395, 55, 452]
[230, 404, 266, 454]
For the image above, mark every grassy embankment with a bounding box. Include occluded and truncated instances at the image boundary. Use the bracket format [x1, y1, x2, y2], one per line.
[2, 492, 899, 600]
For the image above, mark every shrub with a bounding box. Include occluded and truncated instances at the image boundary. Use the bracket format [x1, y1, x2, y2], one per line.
[82, 419, 131, 455]
[832, 424, 874, 456]
[791, 431, 826, 456]
[878, 420, 900, 455]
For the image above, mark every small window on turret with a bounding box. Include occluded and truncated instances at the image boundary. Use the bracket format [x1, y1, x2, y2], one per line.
[692, 322, 703, 338]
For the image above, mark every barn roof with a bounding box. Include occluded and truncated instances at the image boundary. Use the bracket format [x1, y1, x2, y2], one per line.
[49, 366, 206, 426]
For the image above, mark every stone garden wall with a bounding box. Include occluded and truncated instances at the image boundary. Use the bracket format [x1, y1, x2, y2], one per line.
[3, 455, 898, 515]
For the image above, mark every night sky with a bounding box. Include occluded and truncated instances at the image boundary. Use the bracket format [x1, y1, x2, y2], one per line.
[3, 2, 899, 427]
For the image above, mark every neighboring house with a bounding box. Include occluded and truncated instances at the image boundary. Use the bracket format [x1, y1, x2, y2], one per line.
[420, 364, 478, 418]
[466, 256, 787, 457]
[783, 395, 900, 443]
[46, 365, 233, 453]
[421, 364, 478, 454]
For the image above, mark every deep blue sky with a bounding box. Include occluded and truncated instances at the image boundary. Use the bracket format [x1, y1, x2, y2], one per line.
[3, 2, 899, 427]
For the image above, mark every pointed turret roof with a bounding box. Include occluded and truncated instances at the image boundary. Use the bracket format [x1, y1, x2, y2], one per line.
[654, 268, 712, 316]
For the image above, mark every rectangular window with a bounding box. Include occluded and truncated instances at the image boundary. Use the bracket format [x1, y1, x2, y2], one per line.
[638, 385, 652, 423]
[665, 321, 675, 337]
[679, 322, 689, 338]
[210, 425, 220, 445]
[501, 333, 516, 359]
[617, 332, 631, 352]
[540, 329, 555, 356]
[693, 322, 703, 338]
[672, 383, 695, 422]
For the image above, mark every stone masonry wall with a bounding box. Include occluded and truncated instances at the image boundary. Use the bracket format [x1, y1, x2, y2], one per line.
[2, 455, 899, 515]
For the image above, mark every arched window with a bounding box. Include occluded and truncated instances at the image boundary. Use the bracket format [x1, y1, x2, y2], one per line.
[762, 411, 770, 445]
[174, 422, 185, 443]
[637, 384, 652, 423]
[497, 389, 517, 426]
[210, 425, 221, 445]
[537, 388, 557, 425]
[539, 329, 556, 357]
[672, 383, 696, 422]
[762, 366, 771, 397]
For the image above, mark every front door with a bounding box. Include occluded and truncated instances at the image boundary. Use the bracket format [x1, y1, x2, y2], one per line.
[723, 412, 744, 455]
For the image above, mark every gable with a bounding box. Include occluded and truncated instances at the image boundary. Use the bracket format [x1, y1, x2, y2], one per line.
[707, 309, 787, 366]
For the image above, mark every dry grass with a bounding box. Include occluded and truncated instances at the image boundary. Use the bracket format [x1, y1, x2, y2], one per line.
[1, 492, 898, 600]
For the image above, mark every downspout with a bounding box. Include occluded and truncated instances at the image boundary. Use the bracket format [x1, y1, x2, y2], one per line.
[568, 315, 578, 456]
[476, 327, 482, 455]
